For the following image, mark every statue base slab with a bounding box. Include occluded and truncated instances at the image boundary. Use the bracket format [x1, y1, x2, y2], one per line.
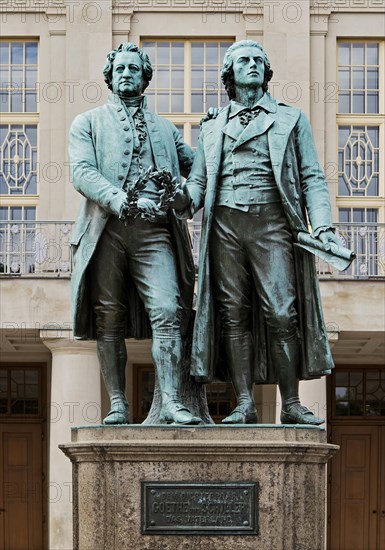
[60, 425, 338, 550]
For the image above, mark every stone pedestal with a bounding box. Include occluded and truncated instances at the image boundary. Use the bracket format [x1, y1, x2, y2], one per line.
[60, 425, 338, 550]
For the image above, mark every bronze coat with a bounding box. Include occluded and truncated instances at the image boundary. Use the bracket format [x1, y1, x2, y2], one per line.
[187, 95, 335, 383]
[68, 95, 195, 340]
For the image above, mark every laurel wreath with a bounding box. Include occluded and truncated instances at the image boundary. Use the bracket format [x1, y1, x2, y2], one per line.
[122, 166, 178, 224]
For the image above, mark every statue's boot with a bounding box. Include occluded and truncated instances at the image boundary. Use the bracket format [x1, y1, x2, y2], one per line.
[222, 333, 258, 424]
[153, 335, 203, 425]
[272, 338, 324, 425]
[97, 338, 129, 425]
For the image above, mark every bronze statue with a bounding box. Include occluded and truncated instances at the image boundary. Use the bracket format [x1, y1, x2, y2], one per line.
[69, 43, 202, 425]
[174, 40, 349, 425]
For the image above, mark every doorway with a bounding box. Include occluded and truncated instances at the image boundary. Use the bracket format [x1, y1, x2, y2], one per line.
[328, 367, 385, 550]
[0, 365, 47, 550]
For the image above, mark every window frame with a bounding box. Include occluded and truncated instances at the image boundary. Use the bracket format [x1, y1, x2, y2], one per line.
[336, 39, 385, 224]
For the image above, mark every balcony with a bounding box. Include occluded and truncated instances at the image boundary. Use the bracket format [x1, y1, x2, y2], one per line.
[0, 220, 384, 279]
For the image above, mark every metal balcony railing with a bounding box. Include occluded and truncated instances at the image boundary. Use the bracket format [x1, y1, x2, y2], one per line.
[0, 220, 384, 279]
[0, 221, 73, 277]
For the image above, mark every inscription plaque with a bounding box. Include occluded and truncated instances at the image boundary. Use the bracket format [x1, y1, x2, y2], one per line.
[141, 481, 259, 535]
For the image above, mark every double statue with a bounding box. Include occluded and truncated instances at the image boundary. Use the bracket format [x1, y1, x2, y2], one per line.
[69, 41, 345, 426]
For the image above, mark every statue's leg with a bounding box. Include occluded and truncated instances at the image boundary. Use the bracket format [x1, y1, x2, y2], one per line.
[88, 218, 130, 425]
[210, 208, 258, 424]
[221, 332, 258, 424]
[128, 220, 202, 425]
[248, 203, 324, 425]
[96, 336, 129, 424]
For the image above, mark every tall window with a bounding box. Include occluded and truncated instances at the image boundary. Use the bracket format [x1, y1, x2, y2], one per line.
[0, 41, 38, 274]
[337, 41, 384, 277]
[141, 39, 232, 147]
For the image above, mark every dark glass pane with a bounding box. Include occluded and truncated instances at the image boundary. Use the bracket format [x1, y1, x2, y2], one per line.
[10, 207, 22, 220]
[25, 67, 37, 88]
[352, 43, 364, 65]
[367, 177, 379, 197]
[338, 68, 350, 89]
[25, 43, 37, 64]
[336, 402, 349, 416]
[25, 207, 36, 222]
[352, 208, 364, 223]
[338, 43, 350, 65]
[171, 42, 184, 65]
[192, 68, 204, 88]
[352, 68, 364, 89]
[338, 93, 350, 113]
[11, 92, 22, 112]
[366, 209, 378, 223]
[171, 68, 184, 89]
[11, 43, 23, 64]
[367, 127, 379, 147]
[192, 42, 204, 65]
[191, 91, 203, 113]
[206, 42, 218, 64]
[0, 43, 9, 64]
[156, 68, 169, 89]
[366, 43, 379, 65]
[156, 93, 168, 113]
[142, 42, 155, 64]
[367, 68, 378, 89]
[338, 126, 350, 147]
[25, 125, 37, 146]
[338, 175, 350, 196]
[0, 67, 9, 86]
[25, 174, 37, 194]
[157, 42, 169, 65]
[171, 93, 183, 113]
[0, 91, 9, 112]
[367, 92, 378, 114]
[352, 92, 364, 113]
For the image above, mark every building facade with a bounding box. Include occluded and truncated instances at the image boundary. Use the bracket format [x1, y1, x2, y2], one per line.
[0, 1, 384, 548]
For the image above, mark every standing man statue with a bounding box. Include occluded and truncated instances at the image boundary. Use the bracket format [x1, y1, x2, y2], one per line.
[173, 40, 341, 425]
[69, 43, 202, 425]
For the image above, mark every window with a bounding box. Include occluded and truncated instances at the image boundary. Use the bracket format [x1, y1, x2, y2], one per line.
[0, 41, 38, 113]
[0, 366, 42, 416]
[337, 41, 384, 223]
[336, 41, 384, 277]
[141, 39, 232, 146]
[332, 368, 385, 417]
[0, 41, 38, 275]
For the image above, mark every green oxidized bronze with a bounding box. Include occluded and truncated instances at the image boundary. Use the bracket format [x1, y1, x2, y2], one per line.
[68, 43, 202, 426]
[174, 40, 355, 425]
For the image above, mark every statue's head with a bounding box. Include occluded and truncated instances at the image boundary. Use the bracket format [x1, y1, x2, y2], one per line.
[103, 43, 153, 96]
[221, 40, 273, 100]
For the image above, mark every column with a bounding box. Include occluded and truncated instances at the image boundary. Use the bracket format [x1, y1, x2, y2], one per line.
[42, 333, 101, 550]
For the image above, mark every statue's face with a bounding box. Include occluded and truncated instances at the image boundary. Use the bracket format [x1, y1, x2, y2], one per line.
[111, 51, 145, 96]
[231, 46, 265, 91]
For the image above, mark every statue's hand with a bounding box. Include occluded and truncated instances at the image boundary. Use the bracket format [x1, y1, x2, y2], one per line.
[171, 182, 190, 211]
[137, 197, 161, 220]
[316, 229, 340, 247]
[200, 106, 223, 125]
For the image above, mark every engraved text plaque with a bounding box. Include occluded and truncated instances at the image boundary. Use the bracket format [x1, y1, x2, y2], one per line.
[141, 482, 259, 535]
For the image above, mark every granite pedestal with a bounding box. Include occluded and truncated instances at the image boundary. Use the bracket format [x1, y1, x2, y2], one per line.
[60, 425, 338, 550]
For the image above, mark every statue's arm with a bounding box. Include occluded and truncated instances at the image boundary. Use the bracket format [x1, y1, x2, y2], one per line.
[184, 134, 208, 215]
[171, 124, 195, 179]
[68, 114, 127, 217]
[295, 111, 334, 236]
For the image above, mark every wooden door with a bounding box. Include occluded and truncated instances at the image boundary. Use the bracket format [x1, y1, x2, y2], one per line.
[0, 424, 44, 550]
[0, 364, 46, 550]
[328, 366, 385, 550]
[329, 425, 381, 550]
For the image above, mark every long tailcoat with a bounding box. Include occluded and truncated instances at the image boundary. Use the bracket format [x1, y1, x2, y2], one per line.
[68, 94, 195, 340]
[187, 94, 335, 383]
